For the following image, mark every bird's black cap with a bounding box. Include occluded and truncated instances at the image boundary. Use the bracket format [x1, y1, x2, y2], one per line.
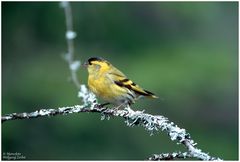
[88, 57, 105, 65]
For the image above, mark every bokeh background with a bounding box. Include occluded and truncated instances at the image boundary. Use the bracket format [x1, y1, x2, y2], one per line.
[2, 2, 238, 160]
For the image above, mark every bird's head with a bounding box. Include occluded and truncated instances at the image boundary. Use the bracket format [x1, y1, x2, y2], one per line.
[84, 57, 111, 75]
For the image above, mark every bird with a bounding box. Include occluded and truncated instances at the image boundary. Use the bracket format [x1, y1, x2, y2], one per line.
[84, 57, 158, 107]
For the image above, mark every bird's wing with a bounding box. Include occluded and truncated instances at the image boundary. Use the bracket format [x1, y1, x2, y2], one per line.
[108, 73, 157, 98]
[108, 66, 126, 78]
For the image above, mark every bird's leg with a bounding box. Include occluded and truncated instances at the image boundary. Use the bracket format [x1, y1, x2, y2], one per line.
[113, 104, 123, 111]
[113, 103, 129, 111]
[95, 102, 110, 111]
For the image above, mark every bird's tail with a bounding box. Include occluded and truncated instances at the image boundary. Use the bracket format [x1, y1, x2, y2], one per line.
[143, 89, 158, 99]
[131, 86, 158, 99]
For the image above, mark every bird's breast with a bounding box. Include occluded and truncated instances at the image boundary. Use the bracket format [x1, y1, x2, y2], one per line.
[88, 75, 112, 99]
[88, 74, 132, 104]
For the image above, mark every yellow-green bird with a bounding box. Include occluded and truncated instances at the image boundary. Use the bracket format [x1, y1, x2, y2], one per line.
[85, 57, 158, 106]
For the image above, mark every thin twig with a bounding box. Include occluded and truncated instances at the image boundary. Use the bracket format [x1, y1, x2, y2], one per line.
[61, 1, 81, 89]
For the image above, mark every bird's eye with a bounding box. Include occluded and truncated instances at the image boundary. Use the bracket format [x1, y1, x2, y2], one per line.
[95, 64, 101, 70]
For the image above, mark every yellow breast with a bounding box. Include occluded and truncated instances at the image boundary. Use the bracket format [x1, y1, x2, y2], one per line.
[88, 74, 129, 104]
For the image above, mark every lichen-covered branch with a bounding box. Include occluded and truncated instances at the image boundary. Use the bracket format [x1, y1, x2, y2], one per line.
[2, 85, 96, 123]
[2, 85, 222, 161]
[148, 152, 192, 160]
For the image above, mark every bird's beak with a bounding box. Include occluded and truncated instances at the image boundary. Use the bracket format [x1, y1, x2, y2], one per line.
[83, 61, 88, 68]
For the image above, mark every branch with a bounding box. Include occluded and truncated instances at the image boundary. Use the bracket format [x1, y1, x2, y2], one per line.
[60, 1, 81, 90]
[148, 152, 192, 160]
[2, 85, 222, 161]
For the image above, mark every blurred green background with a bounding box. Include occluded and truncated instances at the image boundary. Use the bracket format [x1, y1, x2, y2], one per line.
[2, 2, 238, 160]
